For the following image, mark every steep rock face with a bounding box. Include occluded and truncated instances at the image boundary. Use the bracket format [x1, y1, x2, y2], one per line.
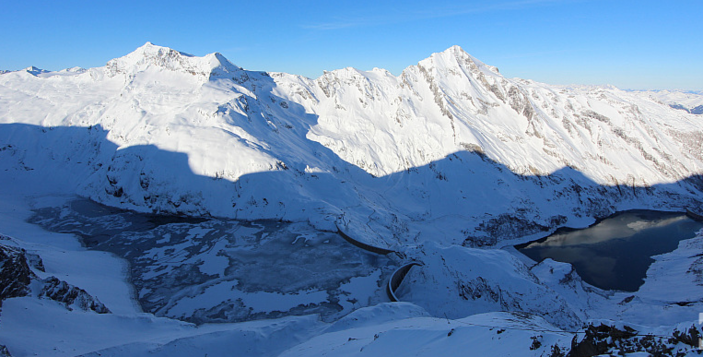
[303, 47, 701, 183]
[0, 245, 32, 304]
[39, 277, 110, 314]
[0, 239, 109, 314]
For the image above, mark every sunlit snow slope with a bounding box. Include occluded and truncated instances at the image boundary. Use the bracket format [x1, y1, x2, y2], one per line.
[0, 42, 701, 249]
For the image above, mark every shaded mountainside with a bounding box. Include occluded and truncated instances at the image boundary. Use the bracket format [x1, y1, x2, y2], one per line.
[0, 123, 700, 251]
[0, 43, 700, 250]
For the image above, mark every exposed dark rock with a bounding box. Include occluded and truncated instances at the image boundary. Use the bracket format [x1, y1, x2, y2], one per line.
[464, 215, 567, 247]
[668, 325, 701, 349]
[39, 276, 110, 314]
[459, 277, 501, 303]
[2, 238, 110, 313]
[549, 344, 566, 357]
[25, 252, 45, 272]
[0, 244, 33, 305]
[1, 239, 113, 315]
[581, 110, 611, 124]
[0, 345, 12, 357]
[529, 335, 543, 350]
[462, 234, 497, 248]
[567, 323, 702, 357]
[475, 214, 555, 241]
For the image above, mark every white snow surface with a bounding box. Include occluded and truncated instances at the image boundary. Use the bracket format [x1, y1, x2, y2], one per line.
[0, 42, 700, 249]
[0, 43, 701, 356]
[630, 89, 702, 113]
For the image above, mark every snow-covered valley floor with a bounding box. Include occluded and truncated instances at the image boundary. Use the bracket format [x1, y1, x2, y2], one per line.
[0, 178, 701, 356]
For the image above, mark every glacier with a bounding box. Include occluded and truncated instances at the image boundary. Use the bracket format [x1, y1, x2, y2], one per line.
[0, 42, 701, 356]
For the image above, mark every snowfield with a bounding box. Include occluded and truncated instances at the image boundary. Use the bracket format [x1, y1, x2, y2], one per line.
[0, 43, 701, 356]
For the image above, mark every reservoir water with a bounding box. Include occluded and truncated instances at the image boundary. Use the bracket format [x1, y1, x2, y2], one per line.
[517, 210, 702, 292]
[29, 199, 397, 324]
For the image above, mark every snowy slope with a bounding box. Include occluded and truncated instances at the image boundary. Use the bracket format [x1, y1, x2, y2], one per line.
[0, 43, 701, 356]
[302, 47, 700, 181]
[0, 43, 700, 251]
[631, 89, 703, 114]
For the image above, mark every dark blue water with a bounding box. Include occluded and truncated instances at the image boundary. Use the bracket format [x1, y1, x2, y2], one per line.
[517, 210, 702, 292]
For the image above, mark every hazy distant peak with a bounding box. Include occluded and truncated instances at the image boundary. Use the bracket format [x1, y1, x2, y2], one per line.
[23, 66, 49, 76]
[59, 66, 87, 74]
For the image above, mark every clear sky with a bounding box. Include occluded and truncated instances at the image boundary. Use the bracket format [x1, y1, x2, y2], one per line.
[1, 0, 701, 90]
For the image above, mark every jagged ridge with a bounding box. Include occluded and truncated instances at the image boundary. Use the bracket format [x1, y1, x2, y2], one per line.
[0, 43, 700, 249]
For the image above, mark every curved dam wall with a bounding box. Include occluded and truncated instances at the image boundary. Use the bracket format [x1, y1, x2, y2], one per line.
[335, 223, 396, 255]
[387, 262, 421, 302]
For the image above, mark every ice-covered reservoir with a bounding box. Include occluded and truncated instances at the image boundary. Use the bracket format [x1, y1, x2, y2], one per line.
[30, 199, 398, 324]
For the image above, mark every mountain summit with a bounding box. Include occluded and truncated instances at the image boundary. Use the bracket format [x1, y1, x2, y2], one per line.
[105, 42, 242, 79]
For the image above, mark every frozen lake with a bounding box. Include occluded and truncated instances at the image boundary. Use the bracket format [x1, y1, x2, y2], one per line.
[517, 210, 702, 291]
[29, 199, 398, 324]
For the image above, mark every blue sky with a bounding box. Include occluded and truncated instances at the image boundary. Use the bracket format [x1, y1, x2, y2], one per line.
[1, 0, 701, 90]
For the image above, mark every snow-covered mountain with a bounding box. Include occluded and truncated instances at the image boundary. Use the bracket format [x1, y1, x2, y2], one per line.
[0, 42, 700, 249]
[631, 89, 703, 114]
[0, 43, 701, 356]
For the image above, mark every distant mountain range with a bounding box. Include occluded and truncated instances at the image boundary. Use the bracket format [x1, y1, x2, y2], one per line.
[626, 89, 703, 114]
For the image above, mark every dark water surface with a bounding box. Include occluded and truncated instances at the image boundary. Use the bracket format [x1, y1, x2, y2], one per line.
[517, 210, 702, 292]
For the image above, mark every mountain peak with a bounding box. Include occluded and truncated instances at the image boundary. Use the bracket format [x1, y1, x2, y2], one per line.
[412, 46, 500, 76]
[441, 46, 500, 74]
[432, 45, 472, 63]
[444, 45, 468, 57]
[104, 42, 241, 79]
[23, 66, 49, 76]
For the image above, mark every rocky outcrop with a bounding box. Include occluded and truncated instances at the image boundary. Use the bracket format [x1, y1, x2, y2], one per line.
[567, 323, 702, 357]
[0, 241, 110, 313]
[39, 276, 110, 313]
[0, 244, 32, 305]
[0, 345, 11, 357]
[465, 214, 567, 247]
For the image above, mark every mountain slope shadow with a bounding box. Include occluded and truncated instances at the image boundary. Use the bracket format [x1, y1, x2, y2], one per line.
[0, 120, 700, 251]
[371, 150, 702, 247]
[1, 49, 701, 249]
